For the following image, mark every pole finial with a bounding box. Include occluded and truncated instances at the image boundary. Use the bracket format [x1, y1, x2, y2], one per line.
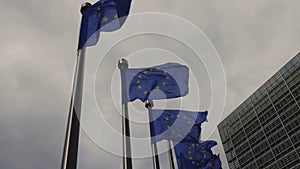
[118, 58, 129, 70]
[80, 2, 92, 13]
[145, 100, 154, 109]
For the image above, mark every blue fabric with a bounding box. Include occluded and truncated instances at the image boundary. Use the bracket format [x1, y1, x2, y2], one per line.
[149, 109, 207, 143]
[124, 63, 189, 103]
[113, 0, 132, 25]
[78, 0, 131, 49]
[203, 155, 222, 169]
[175, 140, 221, 169]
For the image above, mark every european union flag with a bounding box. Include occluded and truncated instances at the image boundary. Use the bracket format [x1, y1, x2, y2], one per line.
[78, 0, 131, 49]
[175, 140, 220, 169]
[114, 0, 132, 25]
[149, 109, 207, 143]
[203, 155, 222, 169]
[124, 63, 189, 103]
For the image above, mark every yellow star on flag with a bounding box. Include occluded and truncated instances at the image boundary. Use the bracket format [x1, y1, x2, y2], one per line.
[114, 14, 119, 19]
[102, 17, 109, 22]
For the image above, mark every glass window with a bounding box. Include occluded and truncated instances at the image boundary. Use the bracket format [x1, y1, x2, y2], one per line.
[255, 99, 272, 113]
[236, 141, 250, 156]
[264, 162, 280, 169]
[297, 147, 300, 158]
[278, 151, 299, 168]
[273, 138, 293, 159]
[244, 161, 258, 169]
[297, 53, 300, 61]
[282, 109, 299, 125]
[228, 162, 236, 169]
[244, 119, 261, 137]
[252, 140, 269, 158]
[274, 94, 294, 111]
[219, 125, 231, 141]
[287, 69, 300, 81]
[241, 110, 256, 124]
[287, 75, 300, 89]
[231, 120, 242, 133]
[268, 128, 287, 146]
[290, 130, 300, 146]
[256, 150, 275, 168]
[284, 117, 300, 135]
[264, 117, 282, 136]
[226, 151, 234, 162]
[268, 82, 286, 98]
[249, 129, 265, 146]
[228, 159, 240, 169]
[277, 101, 297, 118]
[258, 107, 277, 126]
[297, 95, 300, 105]
[292, 164, 300, 169]
[238, 151, 254, 167]
[223, 140, 233, 153]
[232, 131, 247, 147]
[292, 86, 300, 98]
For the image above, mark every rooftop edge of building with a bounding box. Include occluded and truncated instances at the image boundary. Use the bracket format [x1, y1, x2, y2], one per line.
[218, 51, 300, 128]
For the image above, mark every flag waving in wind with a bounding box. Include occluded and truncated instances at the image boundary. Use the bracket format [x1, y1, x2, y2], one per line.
[124, 63, 189, 103]
[203, 155, 222, 169]
[149, 109, 207, 143]
[78, 0, 132, 49]
[175, 140, 222, 169]
[114, 0, 132, 25]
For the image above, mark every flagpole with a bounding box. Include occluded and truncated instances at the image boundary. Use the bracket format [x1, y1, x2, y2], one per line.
[61, 3, 91, 169]
[118, 59, 133, 169]
[145, 100, 161, 169]
[167, 141, 176, 169]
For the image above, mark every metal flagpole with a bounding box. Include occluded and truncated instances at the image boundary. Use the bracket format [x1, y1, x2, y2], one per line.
[118, 59, 133, 169]
[145, 100, 161, 169]
[167, 141, 176, 169]
[61, 3, 91, 169]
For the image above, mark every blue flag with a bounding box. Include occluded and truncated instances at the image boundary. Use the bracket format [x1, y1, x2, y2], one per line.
[124, 63, 189, 103]
[78, 0, 131, 49]
[149, 109, 207, 143]
[203, 155, 222, 169]
[175, 140, 221, 169]
[114, 0, 132, 25]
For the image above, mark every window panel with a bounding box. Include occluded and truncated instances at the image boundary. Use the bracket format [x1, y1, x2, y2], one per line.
[273, 139, 293, 159]
[248, 129, 265, 146]
[252, 140, 269, 158]
[256, 150, 275, 168]
[278, 151, 299, 168]
[268, 128, 287, 146]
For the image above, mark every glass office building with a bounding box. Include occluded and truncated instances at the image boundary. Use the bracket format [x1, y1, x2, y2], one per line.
[218, 53, 300, 169]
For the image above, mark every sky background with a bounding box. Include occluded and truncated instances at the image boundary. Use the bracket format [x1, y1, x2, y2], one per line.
[1, 0, 300, 169]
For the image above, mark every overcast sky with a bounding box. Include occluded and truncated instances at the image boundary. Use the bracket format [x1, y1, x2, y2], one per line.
[1, 0, 300, 169]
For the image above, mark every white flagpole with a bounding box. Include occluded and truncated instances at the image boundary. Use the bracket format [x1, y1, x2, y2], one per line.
[61, 3, 91, 169]
[61, 47, 86, 169]
[118, 59, 133, 169]
[167, 141, 176, 169]
[145, 100, 161, 169]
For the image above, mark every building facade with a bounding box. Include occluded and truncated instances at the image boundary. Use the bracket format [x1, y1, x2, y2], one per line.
[218, 53, 300, 169]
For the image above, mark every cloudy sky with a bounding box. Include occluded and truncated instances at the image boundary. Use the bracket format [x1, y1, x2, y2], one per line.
[1, 0, 300, 169]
